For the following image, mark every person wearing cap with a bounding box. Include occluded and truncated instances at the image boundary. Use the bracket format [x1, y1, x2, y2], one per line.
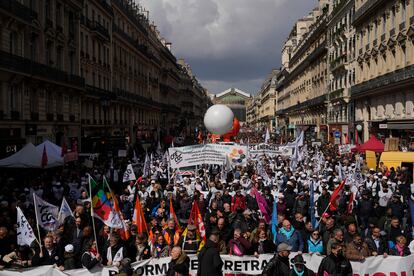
[261, 243, 291, 276]
[289, 254, 315, 276]
[180, 224, 201, 255]
[318, 242, 352, 276]
[62, 244, 77, 270]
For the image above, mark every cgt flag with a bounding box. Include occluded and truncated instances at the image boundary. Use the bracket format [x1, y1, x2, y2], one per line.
[16, 207, 36, 246]
[33, 194, 59, 231]
[188, 201, 206, 250]
[123, 164, 136, 182]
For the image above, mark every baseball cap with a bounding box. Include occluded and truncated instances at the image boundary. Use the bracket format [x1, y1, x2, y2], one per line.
[277, 243, 292, 252]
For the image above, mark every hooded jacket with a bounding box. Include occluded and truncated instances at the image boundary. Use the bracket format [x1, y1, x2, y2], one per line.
[197, 239, 223, 276]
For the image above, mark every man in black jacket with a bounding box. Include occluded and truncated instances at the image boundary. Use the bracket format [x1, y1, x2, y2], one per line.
[32, 236, 63, 267]
[197, 233, 223, 276]
[318, 242, 352, 276]
[261, 243, 291, 276]
[365, 226, 388, 256]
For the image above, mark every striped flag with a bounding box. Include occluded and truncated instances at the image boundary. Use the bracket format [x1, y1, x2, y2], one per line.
[89, 175, 123, 228]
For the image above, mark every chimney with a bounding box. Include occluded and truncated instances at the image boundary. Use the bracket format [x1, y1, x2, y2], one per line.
[165, 42, 172, 51]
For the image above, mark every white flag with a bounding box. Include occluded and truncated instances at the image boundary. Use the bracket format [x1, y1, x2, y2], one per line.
[265, 128, 270, 144]
[58, 197, 73, 225]
[123, 164, 136, 182]
[16, 207, 36, 246]
[143, 152, 150, 178]
[33, 194, 59, 231]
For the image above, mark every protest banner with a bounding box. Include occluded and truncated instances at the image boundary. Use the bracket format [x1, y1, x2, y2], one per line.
[168, 144, 248, 169]
[2, 254, 414, 276]
[248, 143, 293, 158]
[339, 144, 353, 155]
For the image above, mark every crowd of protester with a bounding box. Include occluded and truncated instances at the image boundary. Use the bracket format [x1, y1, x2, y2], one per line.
[0, 138, 413, 276]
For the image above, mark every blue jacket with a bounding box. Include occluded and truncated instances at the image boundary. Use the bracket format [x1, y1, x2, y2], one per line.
[307, 238, 323, 254]
[276, 229, 304, 252]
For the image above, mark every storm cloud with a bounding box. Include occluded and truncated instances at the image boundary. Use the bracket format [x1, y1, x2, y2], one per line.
[139, 0, 317, 94]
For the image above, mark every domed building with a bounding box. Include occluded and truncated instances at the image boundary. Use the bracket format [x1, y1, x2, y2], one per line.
[212, 88, 252, 122]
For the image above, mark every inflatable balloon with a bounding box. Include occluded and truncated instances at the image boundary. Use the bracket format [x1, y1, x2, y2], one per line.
[204, 105, 234, 135]
[222, 118, 240, 139]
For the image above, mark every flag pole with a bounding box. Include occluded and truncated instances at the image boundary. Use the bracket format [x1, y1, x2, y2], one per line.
[33, 195, 43, 255]
[88, 174, 99, 253]
[316, 202, 331, 228]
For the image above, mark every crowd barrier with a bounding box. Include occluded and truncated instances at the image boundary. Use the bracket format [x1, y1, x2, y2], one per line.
[1, 253, 414, 276]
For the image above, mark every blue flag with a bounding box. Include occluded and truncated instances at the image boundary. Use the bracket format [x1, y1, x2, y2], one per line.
[271, 196, 278, 243]
[309, 180, 317, 229]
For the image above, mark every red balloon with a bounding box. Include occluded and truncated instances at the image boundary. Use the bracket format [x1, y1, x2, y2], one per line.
[221, 118, 240, 140]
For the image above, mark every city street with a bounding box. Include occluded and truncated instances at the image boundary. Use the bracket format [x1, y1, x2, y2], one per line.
[0, 0, 414, 276]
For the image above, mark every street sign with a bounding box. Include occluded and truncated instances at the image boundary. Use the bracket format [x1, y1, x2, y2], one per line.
[334, 131, 341, 138]
[379, 124, 388, 129]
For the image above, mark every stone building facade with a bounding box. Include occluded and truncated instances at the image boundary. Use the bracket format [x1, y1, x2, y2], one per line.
[352, 0, 414, 144]
[327, 0, 356, 144]
[0, 0, 209, 157]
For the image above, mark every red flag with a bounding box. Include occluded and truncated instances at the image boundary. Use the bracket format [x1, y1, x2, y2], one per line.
[169, 196, 180, 232]
[41, 145, 48, 168]
[347, 192, 354, 215]
[329, 180, 345, 211]
[133, 197, 148, 235]
[61, 140, 67, 157]
[188, 201, 206, 242]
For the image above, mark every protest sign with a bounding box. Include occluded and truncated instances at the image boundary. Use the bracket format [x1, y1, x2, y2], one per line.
[168, 144, 248, 169]
[248, 143, 293, 158]
[3, 254, 414, 276]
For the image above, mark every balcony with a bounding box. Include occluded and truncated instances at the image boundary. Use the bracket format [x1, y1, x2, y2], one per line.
[399, 22, 406, 32]
[351, 64, 414, 97]
[98, 0, 113, 15]
[353, 0, 387, 26]
[329, 88, 344, 100]
[112, 0, 148, 36]
[0, 0, 38, 23]
[45, 18, 53, 29]
[85, 85, 114, 99]
[91, 21, 110, 40]
[0, 50, 84, 88]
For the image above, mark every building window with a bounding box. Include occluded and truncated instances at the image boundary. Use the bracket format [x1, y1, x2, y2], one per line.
[391, 7, 396, 29]
[382, 14, 386, 35]
[85, 35, 89, 55]
[30, 36, 37, 61]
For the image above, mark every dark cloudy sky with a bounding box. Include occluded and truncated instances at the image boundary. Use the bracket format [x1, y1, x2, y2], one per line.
[139, 0, 317, 95]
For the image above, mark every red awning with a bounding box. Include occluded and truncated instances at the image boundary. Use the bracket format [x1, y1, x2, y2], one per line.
[357, 135, 385, 153]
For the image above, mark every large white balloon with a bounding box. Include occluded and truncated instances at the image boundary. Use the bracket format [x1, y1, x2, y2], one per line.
[204, 105, 234, 135]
